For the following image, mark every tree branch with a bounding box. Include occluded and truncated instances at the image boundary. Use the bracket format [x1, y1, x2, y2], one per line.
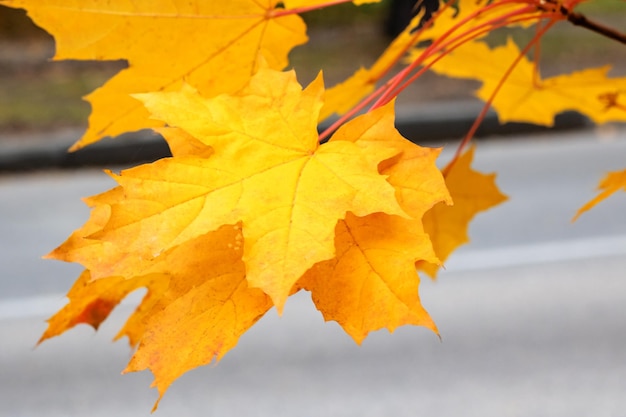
[563, 7, 626, 45]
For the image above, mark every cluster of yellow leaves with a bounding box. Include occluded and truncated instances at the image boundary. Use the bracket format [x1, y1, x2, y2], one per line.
[323, 0, 626, 217]
[414, 35, 626, 213]
[0, 0, 542, 407]
[14, 0, 626, 409]
[417, 38, 626, 126]
[35, 63, 507, 405]
[38, 65, 464, 405]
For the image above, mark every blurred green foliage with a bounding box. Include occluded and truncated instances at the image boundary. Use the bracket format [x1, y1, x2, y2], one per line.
[575, 0, 626, 13]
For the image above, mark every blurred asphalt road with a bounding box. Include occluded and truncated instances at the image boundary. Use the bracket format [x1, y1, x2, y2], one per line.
[1, 125, 626, 416]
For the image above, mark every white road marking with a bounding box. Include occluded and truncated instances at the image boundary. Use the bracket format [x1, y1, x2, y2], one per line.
[444, 234, 626, 272]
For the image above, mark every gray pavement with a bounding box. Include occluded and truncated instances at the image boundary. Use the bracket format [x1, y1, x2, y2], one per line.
[1, 122, 626, 416]
[3, 257, 626, 417]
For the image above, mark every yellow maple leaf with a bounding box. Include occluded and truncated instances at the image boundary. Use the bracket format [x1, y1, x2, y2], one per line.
[299, 212, 439, 343]
[417, 146, 508, 278]
[78, 68, 408, 312]
[422, 38, 626, 126]
[43, 66, 451, 401]
[0, 0, 321, 149]
[48, 96, 450, 351]
[574, 169, 626, 220]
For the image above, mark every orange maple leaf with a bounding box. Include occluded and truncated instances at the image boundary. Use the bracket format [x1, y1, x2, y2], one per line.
[417, 146, 508, 278]
[44, 224, 272, 409]
[45, 187, 273, 404]
[300, 212, 439, 343]
[297, 104, 450, 342]
[574, 169, 626, 220]
[1, 0, 358, 149]
[119, 224, 272, 409]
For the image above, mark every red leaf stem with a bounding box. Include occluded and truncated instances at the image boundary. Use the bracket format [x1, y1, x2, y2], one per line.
[377, 11, 548, 105]
[370, 2, 541, 109]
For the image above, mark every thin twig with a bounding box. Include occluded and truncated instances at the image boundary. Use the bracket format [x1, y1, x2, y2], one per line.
[566, 10, 626, 45]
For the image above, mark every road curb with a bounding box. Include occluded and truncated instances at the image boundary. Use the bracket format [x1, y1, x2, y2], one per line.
[0, 101, 589, 172]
